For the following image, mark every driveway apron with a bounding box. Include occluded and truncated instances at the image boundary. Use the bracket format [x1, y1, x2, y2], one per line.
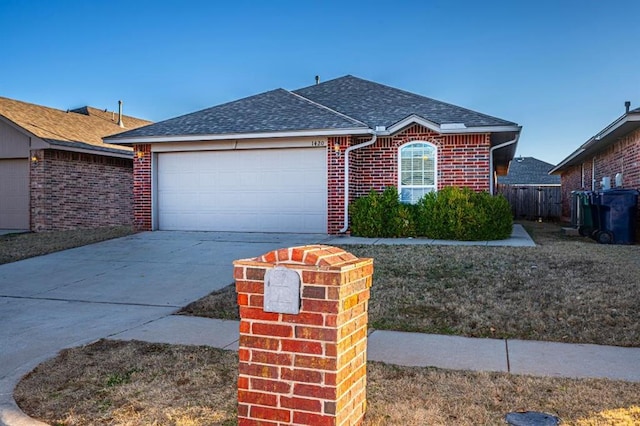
[0, 231, 326, 425]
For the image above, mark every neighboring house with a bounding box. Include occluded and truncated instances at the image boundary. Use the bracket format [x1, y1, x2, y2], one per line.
[106, 75, 521, 234]
[496, 156, 561, 219]
[0, 97, 151, 231]
[550, 102, 640, 221]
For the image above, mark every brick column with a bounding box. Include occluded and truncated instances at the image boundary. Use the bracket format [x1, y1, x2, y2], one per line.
[327, 136, 349, 234]
[233, 245, 373, 426]
[132, 143, 152, 231]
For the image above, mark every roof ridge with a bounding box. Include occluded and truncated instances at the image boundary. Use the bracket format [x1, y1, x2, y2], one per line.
[151, 88, 287, 123]
[286, 89, 369, 128]
[0, 95, 74, 116]
[0, 96, 150, 123]
[347, 75, 516, 125]
[294, 75, 517, 128]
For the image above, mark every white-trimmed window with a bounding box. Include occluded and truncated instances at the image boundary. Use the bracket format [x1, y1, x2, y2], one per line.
[398, 141, 437, 203]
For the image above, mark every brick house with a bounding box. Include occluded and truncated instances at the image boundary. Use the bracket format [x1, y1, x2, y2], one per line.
[550, 103, 640, 224]
[106, 75, 521, 234]
[0, 97, 151, 231]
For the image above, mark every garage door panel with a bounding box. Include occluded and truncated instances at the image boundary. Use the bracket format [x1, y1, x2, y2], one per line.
[157, 148, 327, 233]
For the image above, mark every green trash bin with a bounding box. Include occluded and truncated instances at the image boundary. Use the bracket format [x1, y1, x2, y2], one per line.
[576, 191, 595, 237]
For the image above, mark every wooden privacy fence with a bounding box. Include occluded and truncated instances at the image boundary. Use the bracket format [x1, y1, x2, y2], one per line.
[496, 185, 562, 220]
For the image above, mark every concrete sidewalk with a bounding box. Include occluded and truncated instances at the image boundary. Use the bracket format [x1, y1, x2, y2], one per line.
[323, 223, 536, 247]
[0, 225, 588, 426]
[111, 315, 640, 383]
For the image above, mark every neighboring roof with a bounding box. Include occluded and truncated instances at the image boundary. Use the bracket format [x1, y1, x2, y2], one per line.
[70, 106, 151, 129]
[106, 75, 520, 144]
[294, 75, 518, 130]
[107, 89, 369, 140]
[498, 157, 560, 185]
[551, 105, 640, 174]
[0, 96, 151, 156]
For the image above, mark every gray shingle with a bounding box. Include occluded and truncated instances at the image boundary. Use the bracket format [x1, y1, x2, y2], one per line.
[498, 157, 561, 185]
[294, 75, 517, 129]
[110, 89, 367, 139]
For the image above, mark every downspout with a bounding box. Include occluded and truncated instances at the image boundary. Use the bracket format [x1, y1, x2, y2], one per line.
[339, 131, 378, 233]
[489, 132, 520, 195]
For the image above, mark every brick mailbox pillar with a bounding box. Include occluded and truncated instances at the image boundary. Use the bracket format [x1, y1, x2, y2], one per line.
[233, 245, 373, 426]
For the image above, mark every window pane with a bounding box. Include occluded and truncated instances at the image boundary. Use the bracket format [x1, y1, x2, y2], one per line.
[399, 142, 437, 204]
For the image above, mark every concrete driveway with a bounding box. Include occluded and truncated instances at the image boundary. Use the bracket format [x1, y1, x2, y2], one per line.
[0, 231, 327, 425]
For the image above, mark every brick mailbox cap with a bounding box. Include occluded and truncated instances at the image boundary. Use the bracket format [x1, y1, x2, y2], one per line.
[235, 245, 365, 269]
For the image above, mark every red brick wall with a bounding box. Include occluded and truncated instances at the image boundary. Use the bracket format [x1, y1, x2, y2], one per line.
[30, 149, 133, 231]
[559, 165, 583, 219]
[327, 137, 351, 235]
[559, 128, 640, 228]
[132, 144, 152, 231]
[328, 125, 491, 233]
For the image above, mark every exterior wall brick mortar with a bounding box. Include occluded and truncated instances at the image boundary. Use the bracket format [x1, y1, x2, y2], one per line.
[30, 149, 132, 231]
[234, 245, 373, 426]
[132, 144, 152, 231]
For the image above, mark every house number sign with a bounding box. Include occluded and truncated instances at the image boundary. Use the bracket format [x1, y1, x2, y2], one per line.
[264, 266, 301, 314]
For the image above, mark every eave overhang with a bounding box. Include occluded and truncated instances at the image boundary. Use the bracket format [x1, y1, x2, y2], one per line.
[550, 112, 640, 174]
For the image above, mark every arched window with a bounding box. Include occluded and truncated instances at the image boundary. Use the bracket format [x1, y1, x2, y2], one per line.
[398, 141, 437, 203]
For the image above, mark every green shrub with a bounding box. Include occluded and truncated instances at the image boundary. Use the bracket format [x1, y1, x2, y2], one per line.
[416, 186, 512, 240]
[350, 186, 512, 240]
[349, 187, 416, 238]
[349, 189, 383, 237]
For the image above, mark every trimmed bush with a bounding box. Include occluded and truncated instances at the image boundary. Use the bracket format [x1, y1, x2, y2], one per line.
[350, 186, 512, 240]
[349, 187, 416, 238]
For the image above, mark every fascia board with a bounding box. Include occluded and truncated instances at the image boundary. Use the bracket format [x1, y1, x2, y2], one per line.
[105, 127, 372, 145]
[596, 112, 640, 140]
[48, 143, 133, 159]
[386, 115, 521, 135]
[551, 113, 640, 174]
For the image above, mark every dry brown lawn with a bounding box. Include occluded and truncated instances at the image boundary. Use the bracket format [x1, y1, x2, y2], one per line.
[0, 226, 134, 265]
[15, 340, 640, 426]
[181, 221, 640, 347]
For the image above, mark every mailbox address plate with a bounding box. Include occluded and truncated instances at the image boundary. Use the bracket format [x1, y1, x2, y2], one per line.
[264, 266, 301, 315]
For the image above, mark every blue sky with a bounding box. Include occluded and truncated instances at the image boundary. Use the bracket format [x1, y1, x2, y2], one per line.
[2, 0, 639, 165]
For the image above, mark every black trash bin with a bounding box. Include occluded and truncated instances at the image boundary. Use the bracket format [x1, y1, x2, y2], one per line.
[591, 189, 639, 244]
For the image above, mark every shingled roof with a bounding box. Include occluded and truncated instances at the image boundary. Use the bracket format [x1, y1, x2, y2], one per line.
[110, 89, 368, 140]
[294, 75, 517, 129]
[107, 75, 519, 142]
[0, 97, 151, 156]
[498, 157, 560, 185]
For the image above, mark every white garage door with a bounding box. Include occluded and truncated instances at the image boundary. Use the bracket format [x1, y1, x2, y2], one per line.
[0, 159, 29, 229]
[157, 148, 327, 233]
